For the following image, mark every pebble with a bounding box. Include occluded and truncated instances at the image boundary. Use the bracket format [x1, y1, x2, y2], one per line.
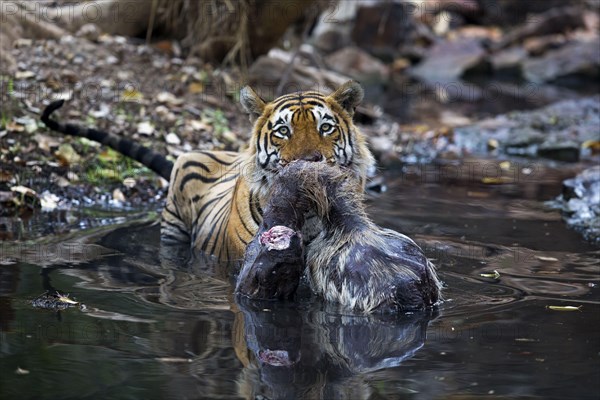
[137, 121, 155, 136]
[165, 132, 181, 145]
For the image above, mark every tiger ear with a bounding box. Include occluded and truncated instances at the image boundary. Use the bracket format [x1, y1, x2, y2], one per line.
[240, 86, 266, 121]
[329, 80, 364, 116]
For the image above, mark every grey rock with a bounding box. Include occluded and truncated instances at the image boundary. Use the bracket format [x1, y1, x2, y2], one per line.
[325, 47, 389, 83]
[523, 38, 600, 83]
[551, 165, 600, 244]
[411, 36, 486, 82]
[490, 46, 528, 74]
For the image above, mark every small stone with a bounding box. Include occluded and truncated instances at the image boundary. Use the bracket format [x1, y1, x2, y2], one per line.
[105, 55, 119, 65]
[40, 191, 60, 211]
[14, 38, 33, 48]
[123, 177, 136, 188]
[165, 132, 181, 145]
[156, 92, 183, 106]
[137, 121, 155, 136]
[112, 188, 126, 203]
[15, 71, 35, 80]
[89, 104, 110, 118]
[75, 23, 101, 41]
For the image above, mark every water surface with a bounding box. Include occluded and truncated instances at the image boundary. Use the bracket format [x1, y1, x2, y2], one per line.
[1, 160, 598, 400]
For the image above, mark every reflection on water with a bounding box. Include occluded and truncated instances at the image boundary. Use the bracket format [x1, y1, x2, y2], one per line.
[1, 161, 599, 399]
[235, 299, 435, 400]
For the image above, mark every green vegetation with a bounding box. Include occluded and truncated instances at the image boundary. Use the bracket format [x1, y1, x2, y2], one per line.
[202, 108, 229, 137]
[85, 148, 154, 185]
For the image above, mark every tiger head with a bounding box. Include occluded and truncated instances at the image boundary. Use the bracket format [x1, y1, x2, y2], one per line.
[240, 81, 374, 196]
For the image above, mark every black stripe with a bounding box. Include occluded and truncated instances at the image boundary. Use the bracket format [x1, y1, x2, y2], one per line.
[182, 160, 211, 172]
[164, 206, 181, 219]
[192, 193, 227, 227]
[272, 94, 325, 108]
[198, 151, 235, 165]
[236, 230, 249, 247]
[215, 210, 231, 257]
[237, 197, 254, 236]
[248, 190, 262, 227]
[210, 172, 239, 187]
[208, 207, 231, 255]
[305, 100, 325, 107]
[161, 233, 186, 243]
[200, 198, 231, 252]
[179, 172, 220, 191]
[163, 219, 190, 238]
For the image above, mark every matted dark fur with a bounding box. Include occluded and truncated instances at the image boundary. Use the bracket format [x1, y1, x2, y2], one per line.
[236, 160, 442, 313]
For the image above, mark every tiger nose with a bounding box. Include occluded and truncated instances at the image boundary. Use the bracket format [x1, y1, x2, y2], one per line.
[301, 151, 324, 162]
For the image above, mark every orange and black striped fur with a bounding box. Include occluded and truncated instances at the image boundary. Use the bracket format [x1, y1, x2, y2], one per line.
[41, 81, 375, 261]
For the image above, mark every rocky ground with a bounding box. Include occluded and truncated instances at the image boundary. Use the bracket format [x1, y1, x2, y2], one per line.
[548, 166, 600, 244]
[1, 1, 599, 242]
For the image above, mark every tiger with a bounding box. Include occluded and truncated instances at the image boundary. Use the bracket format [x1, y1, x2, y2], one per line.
[41, 80, 375, 261]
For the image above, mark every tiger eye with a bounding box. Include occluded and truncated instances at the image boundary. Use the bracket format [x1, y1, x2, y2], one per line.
[277, 126, 289, 136]
[320, 123, 333, 134]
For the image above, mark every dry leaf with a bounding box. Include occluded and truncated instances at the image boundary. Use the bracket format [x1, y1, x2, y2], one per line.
[55, 143, 81, 166]
[121, 87, 144, 102]
[188, 82, 204, 94]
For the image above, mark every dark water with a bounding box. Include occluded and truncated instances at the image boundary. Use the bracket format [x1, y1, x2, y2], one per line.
[1, 160, 599, 400]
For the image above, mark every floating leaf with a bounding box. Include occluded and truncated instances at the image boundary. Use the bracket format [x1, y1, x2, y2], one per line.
[480, 270, 500, 279]
[546, 305, 582, 312]
[481, 177, 512, 184]
[56, 292, 79, 305]
[536, 256, 559, 262]
[467, 191, 489, 198]
[155, 357, 192, 363]
[32, 291, 84, 310]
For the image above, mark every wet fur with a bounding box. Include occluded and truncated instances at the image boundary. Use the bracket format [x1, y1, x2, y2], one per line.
[238, 161, 442, 312]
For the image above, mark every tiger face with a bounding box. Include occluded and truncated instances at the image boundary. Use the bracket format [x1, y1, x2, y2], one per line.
[240, 81, 374, 192]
